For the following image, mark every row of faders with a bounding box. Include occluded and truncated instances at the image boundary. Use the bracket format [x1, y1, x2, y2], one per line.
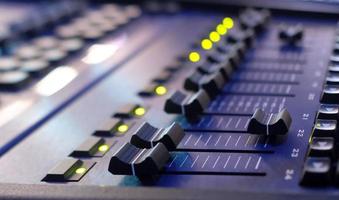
[106, 9, 272, 179]
[164, 9, 270, 121]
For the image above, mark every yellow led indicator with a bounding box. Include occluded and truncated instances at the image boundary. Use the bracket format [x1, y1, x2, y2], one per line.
[98, 144, 109, 152]
[188, 51, 200, 63]
[201, 39, 213, 50]
[117, 124, 129, 133]
[223, 17, 234, 29]
[75, 167, 87, 174]
[154, 85, 167, 96]
[209, 31, 220, 43]
[216, 24, 227, 35]
[134, 107, 146, 116]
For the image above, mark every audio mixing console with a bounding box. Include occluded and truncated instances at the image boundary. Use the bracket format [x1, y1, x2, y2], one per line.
[0, 0, 338, 199]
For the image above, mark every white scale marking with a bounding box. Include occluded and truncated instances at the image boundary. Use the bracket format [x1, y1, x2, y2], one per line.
[215, 135, 222, 146]
[179, 155, 189, 168]
[168, 155, 178, 168]
[194, 134, 203, 146]
[245, 156, 252, 169]
[225, 135, 232, 147]
[216, 118, 223, 128]
[225, 118, 233, 128]
[184, 134, 193, 146]
[223, 155, 231, 169]
[234, 118, 241, 129]
[286, 85, 292, 93]
[235, 135, 241, 147]
[201, 156, 210, 169]
[206, 117, 214, 127]
[245, 135, 252, 147]
[234, 156, 242, 169]
[213, 155, 221, 169]
[190, 155, 200, 168]
[196, 118, 204, 128]
[204, 135, 212, 146]
[255, 156, 262, 170]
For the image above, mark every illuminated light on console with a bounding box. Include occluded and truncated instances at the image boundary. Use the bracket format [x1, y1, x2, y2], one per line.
[155, 85, 168, 96]
[35, 67, 78, 96]
[117, 124, 129, 133]
[134, 106, 146, 116]
[98, 144, 110, 153]
[209, 31, 221, 42]
[75, 167, 87, 175]
[216, 24, 227, 35]
[201, 39, 213, 50]
[223, 17, 234, 29]
[188, 51, 201, 63]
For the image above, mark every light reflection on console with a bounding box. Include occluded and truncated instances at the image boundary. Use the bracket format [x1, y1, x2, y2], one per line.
[82, 34, 127, 65]
[35, 66, 78, 97]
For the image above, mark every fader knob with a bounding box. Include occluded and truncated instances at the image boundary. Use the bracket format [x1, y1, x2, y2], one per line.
[197, 61, 233, 80]
[226, 28, 254, 48]
[184, 71, 225, 99]
[279, 24, 303, 44]
[247, 108, 292, 136]
[130, 122, 184, 150]
[164, 90, 210, 119]
[108, 143, 170, 176]
[239, 9, 270, 33]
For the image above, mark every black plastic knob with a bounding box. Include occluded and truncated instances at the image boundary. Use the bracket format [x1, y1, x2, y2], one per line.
[279, 24, 303, 44]
[197, 61, 233, 80]
[108, 143, 170, 176]
[164, 90, 210, 119]
[227, 28, 254, 48]
[247, 108, 292, 136]
[184, 71, 225, 99]
[239, 9, 270, 33]
[131, 122, 184, 150]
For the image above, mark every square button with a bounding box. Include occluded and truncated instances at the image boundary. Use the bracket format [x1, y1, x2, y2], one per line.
[300, 157, 332, 186]
[308, 137, 335, 158]
[313, 119, 337, 137]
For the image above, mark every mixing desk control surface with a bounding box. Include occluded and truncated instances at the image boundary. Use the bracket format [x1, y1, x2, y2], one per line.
[0, 0, 338, 199]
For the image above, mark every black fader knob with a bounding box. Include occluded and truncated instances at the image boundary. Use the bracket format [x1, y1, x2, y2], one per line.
[214, 44, 242, 68]
[247, 108, 292, 136]
[108, 143, 170, 176]
[184, 71, 225, 99]
[197, 61, 233, 80]
[164, 90, 210, 119]
[130, 122, 184, 150]
[226, 28, 255, 48]
[279, 24, 303, 44]
[239, 8, 270, 33]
